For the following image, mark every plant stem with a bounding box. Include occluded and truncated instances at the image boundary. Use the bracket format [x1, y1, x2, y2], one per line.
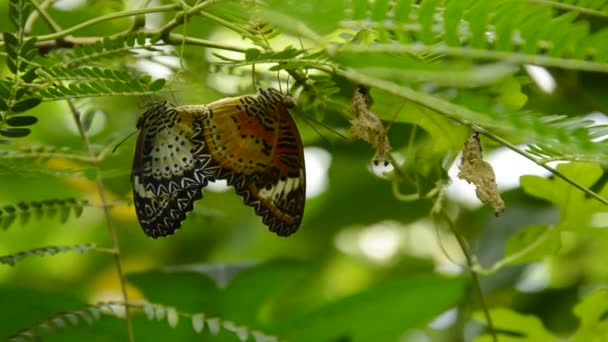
[66, 99, 134, 342]
[338, 68, 608, 207]
[528, 0, 608, 18]
[477, 127, 608, 206]
[338, 44, 608, 73]
[25, 0, 61, 34]
[35, 4, 180, 42]
[434, 212, 497, 342]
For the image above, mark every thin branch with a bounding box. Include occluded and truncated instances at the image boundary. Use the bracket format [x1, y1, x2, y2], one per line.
[528, 0, 608, 18]
[24, 0, 60, 35]
[338, 68, 608, 207]
[433, 212, 497, 342]
[166, 33, 248, 52]
[35, 4, 181, 42]
[158, 0, 227, 37]
[66, 99, 134, 342]
[477, 128, 608, 206]
[473, 226, 555, 275]
[338, 44, 608, 74]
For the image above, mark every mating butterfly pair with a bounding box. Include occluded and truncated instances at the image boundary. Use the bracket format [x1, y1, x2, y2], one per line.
[131, 88, 306, 238]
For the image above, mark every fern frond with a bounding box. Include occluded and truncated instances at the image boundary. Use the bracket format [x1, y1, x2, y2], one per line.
[0, 198, 88, 230]
[34, 76, 166, 101]
[8, 302, 108, 342]
[0, 1, 42, 141]
[0, 243, 97, 266]
[60, 32, 154, 67]
[0, 144, 93, 162]
[265, 0, 608, 73]
[137, 301, 277, 341]
[9, 300, 279, 342]
[207, 1, 280, 50]
[8, 0, 32, 31]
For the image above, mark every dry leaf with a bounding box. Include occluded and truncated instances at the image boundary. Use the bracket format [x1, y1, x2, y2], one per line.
[350, 86, 391, 165]
[457, 132, 505, 215]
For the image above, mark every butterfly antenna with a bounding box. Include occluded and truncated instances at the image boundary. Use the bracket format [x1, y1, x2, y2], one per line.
[298, 114, 331, 146]
[276, 69, 282, 93]
[112, 129, 139, 153]
[297, 112, 349, 144]
[285, 72, 292, 92]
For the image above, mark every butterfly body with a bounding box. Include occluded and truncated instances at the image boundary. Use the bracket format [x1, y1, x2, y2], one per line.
[132, 88, 305, 238]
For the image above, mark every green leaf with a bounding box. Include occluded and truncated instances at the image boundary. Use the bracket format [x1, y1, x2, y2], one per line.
[127, 268, 222, 313]
[262, 0, 346, 35]
[0, 127, 30, 138]
[103, 36, 113, 51]
[137, 32, 146, 45]
[245, 48, 261, 61]
[274, 273, 467, 341]
[191, 313, 205, 333]
[570, 289, 608, 341]
[221, 260, 312, 323]
[166, 307, 179, 328]
[394, 0, 412, 23]
[521, 162, 605, 231]
[370, 0, 389, 21]
[0, 81, 11, 98]
[149, 78, 166, 91]
[474, 308, 556, 341]
[0, 243, 97, 266]
[20, 37, 37, 59]
[504, 224, 561, 265]
[9, 0, 32, 28]
[418, 0, 441, 44]
[3, 32, 19, 57]
[21, 67, 38, 82]
[6, 115, 38, 127]
[126, 34, 136, 47]
[0, 98, 8, 111]
[10, 98, 42, 113]
[351, 0, 368, 20]
[6, 56, 17, 74]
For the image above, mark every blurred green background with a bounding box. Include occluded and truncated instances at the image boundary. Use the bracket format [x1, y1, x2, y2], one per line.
[3, 1, 608, 341]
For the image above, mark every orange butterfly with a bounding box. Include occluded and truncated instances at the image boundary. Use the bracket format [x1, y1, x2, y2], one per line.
[132, 88, 306, 238]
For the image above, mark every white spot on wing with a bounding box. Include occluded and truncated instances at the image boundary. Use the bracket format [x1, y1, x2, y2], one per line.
[258, 176, 301, 201]
[133, 176, 154, 198]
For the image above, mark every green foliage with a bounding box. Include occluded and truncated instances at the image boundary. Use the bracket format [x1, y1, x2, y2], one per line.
[8, 303, 103, 342]
[521, 162, 605, 231]
[2, 0, 608, 341]
[64, 33, 152, 67]
[0, 197, 87, 230]
[474, 307, 557, 341]
[0, 243, 96, 266]
[570, 289, 608, 340]
[504, 225, 561, 265]
[0, 29, 168, 141]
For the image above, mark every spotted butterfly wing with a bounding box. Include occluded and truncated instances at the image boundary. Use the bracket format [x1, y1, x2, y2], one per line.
[132, 101, 210, 238]
[199, 88, 306, 236]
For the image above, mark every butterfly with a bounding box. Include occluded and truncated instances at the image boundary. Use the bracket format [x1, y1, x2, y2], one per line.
[132, 88, 306, 238]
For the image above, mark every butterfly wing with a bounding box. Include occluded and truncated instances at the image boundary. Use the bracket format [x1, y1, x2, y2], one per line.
[131, 101, 211, 238]
[200, 88, 306, 236]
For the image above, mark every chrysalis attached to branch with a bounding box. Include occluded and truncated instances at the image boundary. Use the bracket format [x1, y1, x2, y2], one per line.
[350, 86, 391, 166]
[458, 132, 505, 215]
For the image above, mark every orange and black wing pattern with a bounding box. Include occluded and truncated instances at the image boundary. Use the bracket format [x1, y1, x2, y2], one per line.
[200, 88, 306, 236]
